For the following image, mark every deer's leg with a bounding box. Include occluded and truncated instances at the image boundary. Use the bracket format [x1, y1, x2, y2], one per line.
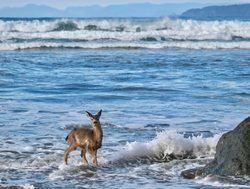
[64, 146, 76, 165]
[80, 147, 88, 166]
[89, 147, 98, 166]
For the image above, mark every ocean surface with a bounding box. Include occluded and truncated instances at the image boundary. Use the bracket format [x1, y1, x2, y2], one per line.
[0, 18, 250, 189]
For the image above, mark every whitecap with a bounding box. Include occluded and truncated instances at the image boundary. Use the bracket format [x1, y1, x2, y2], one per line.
[110, 130, 221, 163]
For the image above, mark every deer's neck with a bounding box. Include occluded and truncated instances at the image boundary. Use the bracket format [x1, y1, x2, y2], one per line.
[92, 122, 103, 142]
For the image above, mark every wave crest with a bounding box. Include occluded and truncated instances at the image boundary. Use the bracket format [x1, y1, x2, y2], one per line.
[110, 130, 221, 164]
[1, 18, 250, 50]
[1, 41, 250, 50]
[53, 21, 79, 31]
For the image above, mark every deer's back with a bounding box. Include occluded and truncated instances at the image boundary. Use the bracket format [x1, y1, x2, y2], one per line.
[66, 127, 94, 147]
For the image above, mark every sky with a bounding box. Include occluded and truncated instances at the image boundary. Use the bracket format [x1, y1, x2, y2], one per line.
[0, 0, 249, 9]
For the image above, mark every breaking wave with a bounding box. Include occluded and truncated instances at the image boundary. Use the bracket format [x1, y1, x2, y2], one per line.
[1, 41, 250, 50]
[53, 21, 79, 31]
[49, 130, 221, 181]
[110, 130, 221, 164]
[0, 18, 250, 50]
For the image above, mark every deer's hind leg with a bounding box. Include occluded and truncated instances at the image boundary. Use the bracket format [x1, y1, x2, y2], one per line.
[64, 146, 76, 165]
[80, 147, 88, 166]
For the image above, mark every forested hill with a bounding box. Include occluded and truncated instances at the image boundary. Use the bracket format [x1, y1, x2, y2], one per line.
[181, 4, 250, 20]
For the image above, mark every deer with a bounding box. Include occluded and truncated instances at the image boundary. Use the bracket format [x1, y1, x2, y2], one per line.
[64, 110, 103, 166]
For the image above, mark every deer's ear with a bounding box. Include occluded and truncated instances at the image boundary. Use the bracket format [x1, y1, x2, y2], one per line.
[86, 111, 93, 118]
[96, 109, 102, 119]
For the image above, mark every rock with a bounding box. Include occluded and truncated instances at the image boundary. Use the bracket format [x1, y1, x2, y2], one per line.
[181, 116, 250, 179]
[181, 168, 204, 179]
[115, 26, 125, 32]
[54, 21, 79, 31]
[84, 24, 98, 31]
[204, 116, 250, 176]
[136, 27, 141, 32]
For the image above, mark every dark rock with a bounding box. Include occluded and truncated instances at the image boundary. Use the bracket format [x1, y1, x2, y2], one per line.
[204, 116, 250, 176]
[54, 21, 79, 31]
[141, 37, 158, 42]
[84, 24, 98, 31]
[115, 26, 125, 32]
[136, 27, 141, 32]
[181, 168, 204, 179]
[181, 116, 250, 179]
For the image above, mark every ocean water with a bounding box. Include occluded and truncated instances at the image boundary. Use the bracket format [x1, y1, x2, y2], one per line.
[0, 18, 250, 189]
[1, 18, 250, 50]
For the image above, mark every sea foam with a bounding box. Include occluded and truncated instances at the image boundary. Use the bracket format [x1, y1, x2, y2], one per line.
[1, 18, 250, 50]
[110, 130, 221, 163]
[1, 41, 250, 51]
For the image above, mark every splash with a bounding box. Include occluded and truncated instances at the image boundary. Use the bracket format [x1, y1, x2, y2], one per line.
[110, 130, 221, 163]
[0, 18, 250, 50]
[53, 21, 79, 31]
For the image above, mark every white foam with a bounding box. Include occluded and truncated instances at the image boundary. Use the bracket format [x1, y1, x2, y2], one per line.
[196, 175, 250, 188]
[0, 152, 62, 170]
[1, 18, 250, 50]
[1, 41, 250, 50]
[0, 18, 250, 38]
[22, 146, 35, 151]
[49, 154, 93, 180]
[49, 163, 72, 180]
[111, 130, 221, 162]
[21, 184, 35, 189]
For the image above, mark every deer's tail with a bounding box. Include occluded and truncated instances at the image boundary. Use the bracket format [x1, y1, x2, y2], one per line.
[65, 128, 77, 142]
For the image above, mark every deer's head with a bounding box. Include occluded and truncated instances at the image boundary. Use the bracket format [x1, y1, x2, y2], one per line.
[86, 110, 102, 126]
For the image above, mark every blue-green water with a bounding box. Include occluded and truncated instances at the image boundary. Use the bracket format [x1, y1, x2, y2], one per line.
[0, 18, 250, 189]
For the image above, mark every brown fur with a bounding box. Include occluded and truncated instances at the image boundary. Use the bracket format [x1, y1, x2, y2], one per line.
[64, 110, 103, 166]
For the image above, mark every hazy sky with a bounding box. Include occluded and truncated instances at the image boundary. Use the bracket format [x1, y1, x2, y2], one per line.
[0, 0, 249, 9]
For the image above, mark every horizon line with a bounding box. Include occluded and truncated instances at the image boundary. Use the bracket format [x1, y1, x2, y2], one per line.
[1, 2, 248, 10]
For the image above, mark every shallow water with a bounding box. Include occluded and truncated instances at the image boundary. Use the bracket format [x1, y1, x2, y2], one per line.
[0, 48, 250, 188]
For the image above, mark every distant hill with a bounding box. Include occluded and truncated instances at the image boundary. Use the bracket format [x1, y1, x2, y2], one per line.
[0, 3, 205, 18]
[181, 4, 250, 20]
[0, 4, 61, 17]
[63, 3, 204, 17]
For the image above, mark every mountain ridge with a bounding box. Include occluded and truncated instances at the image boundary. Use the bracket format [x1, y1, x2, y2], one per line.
[0, 3, 205, 18]
[181, 3, 250, 19]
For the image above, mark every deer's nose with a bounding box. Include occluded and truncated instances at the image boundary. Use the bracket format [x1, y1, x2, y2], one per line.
[93, 121, 98, 124]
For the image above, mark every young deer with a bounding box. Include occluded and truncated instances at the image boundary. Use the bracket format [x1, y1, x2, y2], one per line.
[64, 110, 103, 166]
